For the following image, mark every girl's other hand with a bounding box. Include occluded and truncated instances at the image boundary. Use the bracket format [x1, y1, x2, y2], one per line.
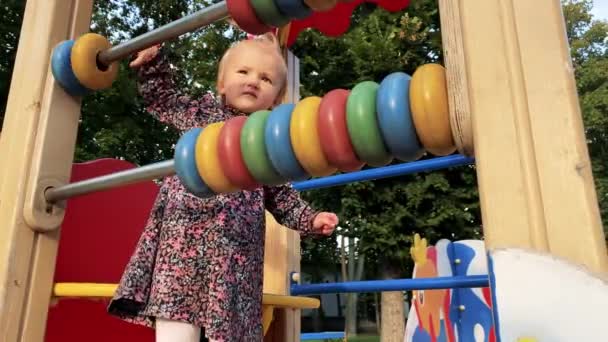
[129, 44, 161, 68]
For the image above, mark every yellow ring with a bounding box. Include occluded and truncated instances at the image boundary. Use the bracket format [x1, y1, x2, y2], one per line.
[410, 64, 456, 156]
[303, 0, 338, 12]
[196, 122, 238, 193]
[71, 33, 119, 90]
[290, 97, 337, 177]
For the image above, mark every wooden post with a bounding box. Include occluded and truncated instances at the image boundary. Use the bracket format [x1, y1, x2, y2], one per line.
[263, 212, 302, 342]
[0, 1, 94, 341]
[441, 0, 608, 272]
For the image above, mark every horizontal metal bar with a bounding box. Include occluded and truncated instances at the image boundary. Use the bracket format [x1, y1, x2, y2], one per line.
[290, 275, 489, 295]
[44, 155, 473, 203]
[292, 154, 474, 191]
[301, 332, 345, 340]
[98, 1, 229, 65]
[45, 160, 175, 203]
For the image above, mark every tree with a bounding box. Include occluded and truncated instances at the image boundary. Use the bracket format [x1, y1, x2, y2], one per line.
[0, 0, 26, 124]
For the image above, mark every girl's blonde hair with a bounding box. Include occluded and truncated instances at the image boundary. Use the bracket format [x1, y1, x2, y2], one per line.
[216, 32, 288, 107]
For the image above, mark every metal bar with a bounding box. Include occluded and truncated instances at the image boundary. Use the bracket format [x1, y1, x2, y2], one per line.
[290, 275, 489, 295]
[292, 154, 474, 191]
[97, 1, 229, 65]
[44, 160, 175, 203]
[301, 332, 345, 340]
[44, 155, 473, 203]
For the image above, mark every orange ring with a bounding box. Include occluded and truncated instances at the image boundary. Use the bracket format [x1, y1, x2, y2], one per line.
[410, 64, 456, 156]
[290, 97, 337, 177]
[196, 122, 239, 193]
[71, 33, 118, 90]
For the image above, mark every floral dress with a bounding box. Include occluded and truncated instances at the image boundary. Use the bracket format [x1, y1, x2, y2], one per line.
[107, 51, 318, 341]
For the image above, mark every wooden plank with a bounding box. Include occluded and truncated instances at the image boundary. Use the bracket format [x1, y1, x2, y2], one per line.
[22, 0, 95, 338]
[0, 0, 94, 341]
[438, 0, 474, 156]
[453, 0, 608, 272]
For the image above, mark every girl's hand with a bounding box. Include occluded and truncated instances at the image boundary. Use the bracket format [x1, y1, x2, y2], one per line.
[312, 212, 339, 236]
[129, 44, 161, 68]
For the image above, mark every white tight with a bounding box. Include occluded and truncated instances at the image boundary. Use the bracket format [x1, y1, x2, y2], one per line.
[155, 318, 205, 342]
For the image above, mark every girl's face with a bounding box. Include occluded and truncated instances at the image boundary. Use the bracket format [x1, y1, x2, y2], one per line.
[217, 43, 285, 114]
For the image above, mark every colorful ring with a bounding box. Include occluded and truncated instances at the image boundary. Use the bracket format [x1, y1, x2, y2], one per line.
[51, 40, 90, 97]
[265, 104, 310, 180]
[241, 110, 285, 185]
[275, 0, 312, 19]
[318, 89, 364, 172]
[410, 64, 456, 156]
[174, 128, 214, 198]
[195, 122, 238, 194]
[346, 81, 393, 167]
[290, 97, 337, 177]
[70, 33, 118, 90]
[303, 0, 338, 12]
[250, 0, 291, 27]
[218, 116, 260, 191]
[377, 72, 424, 161]
[226, 0, 273, 35]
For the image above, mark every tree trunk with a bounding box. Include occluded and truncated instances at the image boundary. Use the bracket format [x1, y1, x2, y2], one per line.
[374, 292, 381, 334]
[341, 236, 366, 337]
[380, 264, 405, 342]
[340, 235, 353, 336]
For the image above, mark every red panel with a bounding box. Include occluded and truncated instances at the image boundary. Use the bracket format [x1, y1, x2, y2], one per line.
[46, 158, 159, 342]
[287, 0, 411, 46]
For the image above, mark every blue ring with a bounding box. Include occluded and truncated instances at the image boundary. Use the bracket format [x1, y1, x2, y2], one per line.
[174, 128, 214, 198]
[50, 40, 90, 97]
[265, 104, 310, 181]
[274, 0, 312, 19]
[377, 72, 424, 161]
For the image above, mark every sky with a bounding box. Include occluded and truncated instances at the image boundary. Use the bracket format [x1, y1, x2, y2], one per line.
[592, 0, 608, 20]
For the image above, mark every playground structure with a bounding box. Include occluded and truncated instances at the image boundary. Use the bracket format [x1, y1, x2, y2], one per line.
[1, 0, 608, 341]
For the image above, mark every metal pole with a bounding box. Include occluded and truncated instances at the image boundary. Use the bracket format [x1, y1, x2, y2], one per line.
[290, 275, 489, 295]
[44, 155, 474, 203]
[97, 1, 229, 65]
[292, 154, 474, 191]
[45, 160, 175, 203]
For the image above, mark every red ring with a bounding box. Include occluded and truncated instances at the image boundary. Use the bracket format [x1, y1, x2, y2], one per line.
[218, 116, 260, 190]
[318, 89, 365, 172]
[227, 0, 272, 35]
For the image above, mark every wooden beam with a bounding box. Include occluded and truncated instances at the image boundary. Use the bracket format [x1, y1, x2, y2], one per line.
[447, 0, 608, 272]
[0, 1, 94, 341]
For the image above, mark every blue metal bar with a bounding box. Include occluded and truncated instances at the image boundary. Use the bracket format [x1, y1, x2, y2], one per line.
[301, 332, 346, 340]
[291, 275, 488, 295]
[292, 154, 474, 191]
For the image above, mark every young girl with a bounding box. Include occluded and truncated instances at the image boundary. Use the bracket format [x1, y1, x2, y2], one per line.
[107, 33, 339, 342]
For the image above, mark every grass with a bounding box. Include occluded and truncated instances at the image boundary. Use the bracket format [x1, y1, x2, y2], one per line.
[306, 335, 380, 342]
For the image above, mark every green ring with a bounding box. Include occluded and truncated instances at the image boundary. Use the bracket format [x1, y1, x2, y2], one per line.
[250, 0, 291, 28]
[241, 110, 286, 185]
[346, 81, 393, 167]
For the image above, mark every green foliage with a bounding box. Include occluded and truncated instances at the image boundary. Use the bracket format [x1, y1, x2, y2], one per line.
[0, 0, 25, 124]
